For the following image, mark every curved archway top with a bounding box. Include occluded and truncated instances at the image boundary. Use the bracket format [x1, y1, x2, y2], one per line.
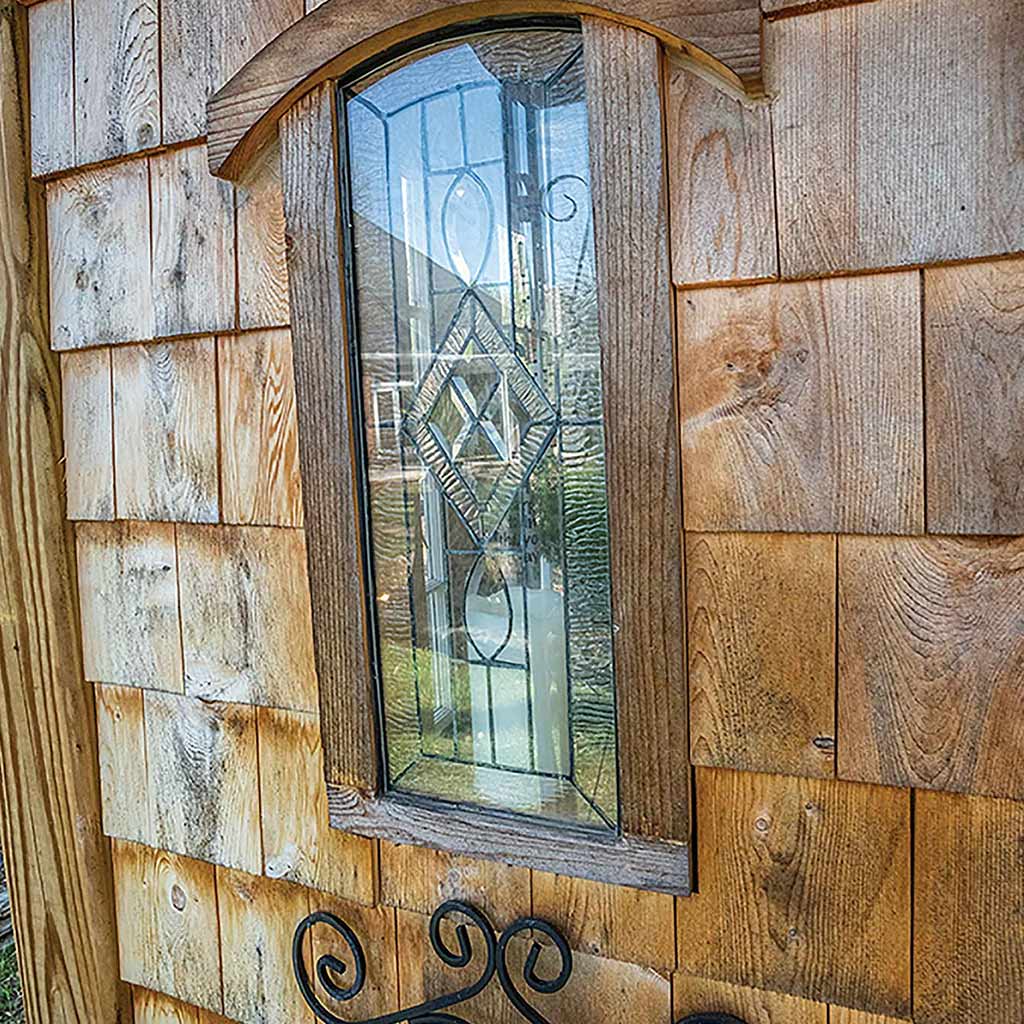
[206, 0, 764, 181]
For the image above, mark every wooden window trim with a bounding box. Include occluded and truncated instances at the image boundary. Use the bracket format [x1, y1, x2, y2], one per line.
[278, 14, 690, 895]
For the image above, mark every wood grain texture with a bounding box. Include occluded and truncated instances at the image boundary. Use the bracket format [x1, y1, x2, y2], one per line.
[150, 145, 236, 338]
[829, 1010, 910, 1024]
[330, 785, 690, 895]
[673, 975, 828, 1024]
[47, 160, 154, 349]
[398, 908, 672, 1024]
[145, 691, 261, 873]
[677, 769, 911, 1016]
[680, 273, 924, 534]
[207, 0, 761, 182]
[177, 524, 318, 710]
[0, 11, 129, 1017]
[112, 339, 220, 523]
[379, 841, 531, 930]
[60, 346, 114, 520]
[113, 841, 223, 1014]
[76, 519, 183, 691]
[925, 257, 1024, 534]
[532, 872, 676, 970]
[914, 789, 1024, 1024]
[768, 0, 1024, 278]
[281, 85, 377, 787]
[236, 139, 290, 329]
[665, 53, 776, 286]
[73, 0, 159, 163]
[96, 683, 151, 844]
[217, 868, 312, 1024]
[838, 535, 1024, 800]
[687, 532, 836, 778]
[27, 0, 73, 175]
[257, 706, 377, 903]
[218, 330, 302, 527]
[583, 17, 688, 842]
[133, 988, 200, 1024]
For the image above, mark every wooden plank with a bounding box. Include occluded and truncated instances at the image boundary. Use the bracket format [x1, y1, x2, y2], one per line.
[687, 532, 836, 778]
[329, 785, 690, 895]
[677, 768, 911, 1017]
[532, 872, 676, 970]
[768, 0, 1024, 278]
[673, 975, 828, 1024]
[150, 145, 236, 338]
[95, 683, 151, 845]
[177, 524, 318, 710]
[76, 520, 183, 691]
[218, 330, 302, 527]
[113, 840, 223, 1014]
[206, 0, 761, 182]
[583, 16, 689, 843]
[915, 789, 1024, 1024]
[257, 706, 377, 903]
[217, 868, 312, 1024]
[27, 0, 73, 175]
[112, 339, 220, 523]
[133, 988, 200, 1024]
[379, 841, 531, 930]
[0, 8, 130, 1016]
[397, 908, 672, 1024]
[60, 347, 114, 521]
[925, 257, 1024, 535]
[145, 692, 261, 873]
[680, 273, 924, 534]
[665, 53, 776, 286]
[280, 85, 377, 786]
[73, 0, 159, 164]
[47, 160, 154, 349]
[830, 1010, 911, 1024]
[838, 535, 1024, 799]
[236, 139, 290, 329]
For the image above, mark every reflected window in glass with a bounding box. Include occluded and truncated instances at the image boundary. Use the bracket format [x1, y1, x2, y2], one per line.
[343, 24, 618, 829]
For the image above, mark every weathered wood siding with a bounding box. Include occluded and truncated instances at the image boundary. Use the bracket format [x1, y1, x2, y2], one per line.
[29, 0, 1024, 1022]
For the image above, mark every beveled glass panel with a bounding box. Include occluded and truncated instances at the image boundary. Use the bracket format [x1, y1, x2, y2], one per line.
[344, 24, 618, 829]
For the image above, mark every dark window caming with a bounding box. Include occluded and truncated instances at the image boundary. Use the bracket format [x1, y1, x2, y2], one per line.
[344, 26, 619, 829]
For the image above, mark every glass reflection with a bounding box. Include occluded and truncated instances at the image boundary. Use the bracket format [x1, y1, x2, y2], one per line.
[345, 25, 618, 828]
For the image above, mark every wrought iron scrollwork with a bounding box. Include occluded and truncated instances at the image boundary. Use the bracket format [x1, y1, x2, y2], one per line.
[293, 900, 747, 1024]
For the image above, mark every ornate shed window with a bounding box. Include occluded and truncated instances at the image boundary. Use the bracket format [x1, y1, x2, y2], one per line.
[343, 27, 618, 829]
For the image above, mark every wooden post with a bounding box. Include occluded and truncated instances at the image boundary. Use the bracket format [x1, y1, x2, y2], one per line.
[0, 3, 131, 1021]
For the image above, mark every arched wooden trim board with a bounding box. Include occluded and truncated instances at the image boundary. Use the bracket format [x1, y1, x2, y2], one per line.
[207, 0, 763, 181]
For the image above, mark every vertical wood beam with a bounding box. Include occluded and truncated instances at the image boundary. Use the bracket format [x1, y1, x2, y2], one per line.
[0, 3, 131, 1021]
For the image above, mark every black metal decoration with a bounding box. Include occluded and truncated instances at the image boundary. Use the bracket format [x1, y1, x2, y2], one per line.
[293, 900, 747, 1024]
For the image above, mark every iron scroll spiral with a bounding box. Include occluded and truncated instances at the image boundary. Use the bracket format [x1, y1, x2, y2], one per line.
[293, 899, 746, 1024]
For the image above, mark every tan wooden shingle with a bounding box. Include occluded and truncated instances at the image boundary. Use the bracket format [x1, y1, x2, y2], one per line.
[177, 524, 318, 709]
[839, 535, 1024, 800]
[95, 683, 150, 844]
[666, 56, 776, 286]
[677, 768, 911, 1017]
[150, 145, 236, 338]
[680, 273, 924, 534]
[73, 0, 160, 163]
[27, 0, 74, 175]
[145, 692, 261, 873]
[76, 520, 182, 691]
[925, 257, 1024, 535]
[112, 339, 219, 523]
[113, 841, 222, 1014]
[768, 0, 1024, 277]
[61, 347, 114, 521]
[687, 532, 836, 778]
[915, 789, 1024, 1024]
[218, 330, 302, 527]
[257, 707, 377, 904]
[673, 975, 828, 1024]
[47, 162, 154, 350]
[132, 988, 199, 1024]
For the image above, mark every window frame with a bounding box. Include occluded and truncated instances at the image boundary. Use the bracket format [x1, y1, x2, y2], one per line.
[280, 12, 691, 895]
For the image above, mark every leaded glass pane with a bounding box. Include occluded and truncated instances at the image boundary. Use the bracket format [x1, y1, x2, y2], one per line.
[344, 24, 618, 829]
